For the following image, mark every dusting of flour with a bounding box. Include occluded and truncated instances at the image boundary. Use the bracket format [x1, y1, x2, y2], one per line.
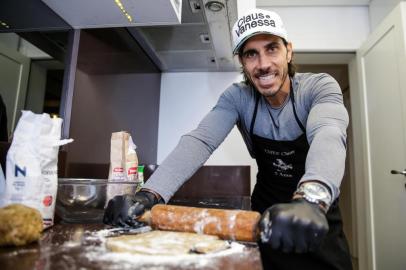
[82, 227, 247, 270]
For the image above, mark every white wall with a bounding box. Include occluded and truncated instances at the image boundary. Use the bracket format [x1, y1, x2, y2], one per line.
[256, 6, 370, 52]
[158, 72, 258, 192]
[369, 0, 402, 30]
[237, 0, 256, 14]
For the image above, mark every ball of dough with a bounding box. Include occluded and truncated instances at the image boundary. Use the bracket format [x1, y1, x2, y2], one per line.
[0, 204, 43, 246]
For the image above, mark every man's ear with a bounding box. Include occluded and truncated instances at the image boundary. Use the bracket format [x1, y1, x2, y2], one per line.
[286, 42, 293, 63]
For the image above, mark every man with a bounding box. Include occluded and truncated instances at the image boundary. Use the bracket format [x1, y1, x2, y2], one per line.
[104, 9, 352, 270]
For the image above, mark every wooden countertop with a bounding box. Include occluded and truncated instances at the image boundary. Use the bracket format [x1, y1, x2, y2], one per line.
[0, 224, 263, 270]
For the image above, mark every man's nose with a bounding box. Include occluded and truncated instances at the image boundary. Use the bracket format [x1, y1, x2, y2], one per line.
[257, 53, 271, 70]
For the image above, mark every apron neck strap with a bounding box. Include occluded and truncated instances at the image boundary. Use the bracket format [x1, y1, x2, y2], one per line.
[290, 82, 306, 133]
[250, 90, 261, 137]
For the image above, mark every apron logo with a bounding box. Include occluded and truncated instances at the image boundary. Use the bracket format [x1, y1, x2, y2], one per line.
[273, 159, 292, 171]
[273, 159, 293, 178]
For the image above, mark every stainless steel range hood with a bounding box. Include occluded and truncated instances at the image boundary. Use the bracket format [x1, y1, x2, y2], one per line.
[3, 0, 254, 72]
[129, 0, 254, 72]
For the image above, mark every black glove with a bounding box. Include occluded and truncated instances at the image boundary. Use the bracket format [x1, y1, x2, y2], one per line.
[103, 190, 162, 227]
[258, 199, 329, 253]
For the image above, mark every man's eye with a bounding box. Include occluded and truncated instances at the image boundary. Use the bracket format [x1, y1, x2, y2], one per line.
[268, 45, 277, 52]
[244, 51, 257, 58]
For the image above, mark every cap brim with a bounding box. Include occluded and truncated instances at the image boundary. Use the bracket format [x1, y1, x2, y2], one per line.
[233, 31, 287, 55]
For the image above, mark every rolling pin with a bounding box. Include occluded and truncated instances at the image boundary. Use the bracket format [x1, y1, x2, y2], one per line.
[138, 204, 261, 242]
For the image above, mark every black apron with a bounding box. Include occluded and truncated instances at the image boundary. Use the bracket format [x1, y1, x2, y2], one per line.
[250, 84, 352, 270]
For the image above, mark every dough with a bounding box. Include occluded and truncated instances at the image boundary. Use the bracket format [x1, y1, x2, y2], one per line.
[106, 230, 230, 255]
[0, 204, 43, 246]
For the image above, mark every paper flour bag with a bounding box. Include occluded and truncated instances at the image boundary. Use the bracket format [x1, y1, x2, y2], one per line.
[108, 131, 138, 181]
[125, 135, 138, 181]
[106, 131, 140, 203]
[0, 111, 73, 228]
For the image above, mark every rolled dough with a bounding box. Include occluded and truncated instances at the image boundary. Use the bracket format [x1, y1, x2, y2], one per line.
[106, 230, 230, 255]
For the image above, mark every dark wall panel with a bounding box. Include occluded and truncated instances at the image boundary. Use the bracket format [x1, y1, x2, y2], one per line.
[65, 28, 161, 167]
[67, 70, 161, 165]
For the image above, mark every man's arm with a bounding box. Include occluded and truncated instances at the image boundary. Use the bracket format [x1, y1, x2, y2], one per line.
[143, 88, 240, 203]
[299, 73, 349, 203]
[104, 86, 241, 226]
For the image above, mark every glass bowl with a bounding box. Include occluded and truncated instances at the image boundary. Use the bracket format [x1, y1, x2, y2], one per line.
[56, 178, 140, 223]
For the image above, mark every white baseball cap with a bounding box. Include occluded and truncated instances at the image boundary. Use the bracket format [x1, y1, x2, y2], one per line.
[232, 9, 288, 55]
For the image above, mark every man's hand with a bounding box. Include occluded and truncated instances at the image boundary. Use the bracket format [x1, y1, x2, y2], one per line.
[258, 199, 328, 253]
[103, 190, 162, 227]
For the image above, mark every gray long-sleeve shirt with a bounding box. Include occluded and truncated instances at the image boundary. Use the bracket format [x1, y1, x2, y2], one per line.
[144, 72, 349, 203]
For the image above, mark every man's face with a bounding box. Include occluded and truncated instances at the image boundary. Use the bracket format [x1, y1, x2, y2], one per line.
[239, 34, 292, 98]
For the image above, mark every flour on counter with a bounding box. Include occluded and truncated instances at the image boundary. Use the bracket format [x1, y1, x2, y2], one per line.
[81, 228, 246, 270]
[85, 242, 245, 269]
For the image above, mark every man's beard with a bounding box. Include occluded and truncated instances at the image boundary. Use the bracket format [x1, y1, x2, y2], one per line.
[243, 65, 289, 97]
